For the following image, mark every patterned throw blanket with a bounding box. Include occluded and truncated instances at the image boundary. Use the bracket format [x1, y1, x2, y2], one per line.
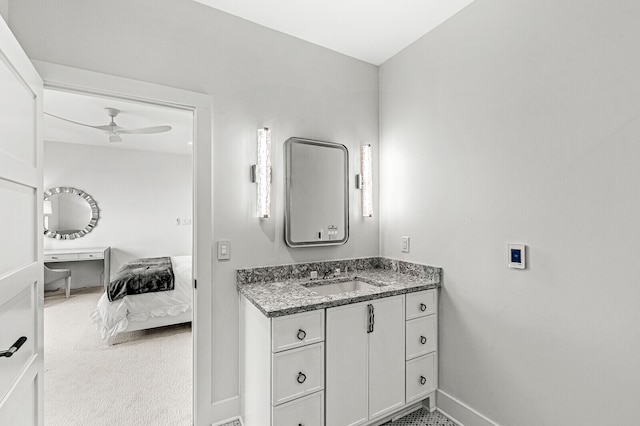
[107, 257, 175, 302]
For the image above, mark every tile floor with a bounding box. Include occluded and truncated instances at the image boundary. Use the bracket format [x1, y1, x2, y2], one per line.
[219, 407, 456, 426]
[381, 408, 457, 425]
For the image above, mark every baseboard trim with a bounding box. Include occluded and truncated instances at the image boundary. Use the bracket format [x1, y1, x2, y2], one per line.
[437, 390, 501, 426]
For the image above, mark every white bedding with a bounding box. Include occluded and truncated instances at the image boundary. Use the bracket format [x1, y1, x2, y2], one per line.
[91, 255, 192, 340]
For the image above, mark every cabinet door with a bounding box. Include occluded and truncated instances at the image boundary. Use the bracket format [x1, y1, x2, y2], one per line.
[326, 301, 369, 426]
[369, 295, 405, 419]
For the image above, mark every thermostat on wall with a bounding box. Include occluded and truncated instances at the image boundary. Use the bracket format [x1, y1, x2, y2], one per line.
[508, 244, 526, 269]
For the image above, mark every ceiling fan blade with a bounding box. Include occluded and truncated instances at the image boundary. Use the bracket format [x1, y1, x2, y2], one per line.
[109, 134, 123, 143]
[94, 125, 124, 132]
[45, 112, 104, 130]
[117, 125, 172, 135]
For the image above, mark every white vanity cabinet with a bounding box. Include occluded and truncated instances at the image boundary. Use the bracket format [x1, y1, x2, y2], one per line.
[326, 295, 405, 426]
[240, 296, 325, 426]
[240, 287, 439, 426]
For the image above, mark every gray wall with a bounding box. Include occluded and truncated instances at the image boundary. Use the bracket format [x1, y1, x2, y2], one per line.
[8, 0, 379, 416]
[379, 0, 640, 425]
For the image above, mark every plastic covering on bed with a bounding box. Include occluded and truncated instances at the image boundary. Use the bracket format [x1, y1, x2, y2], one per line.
[91, 255, 192, 340]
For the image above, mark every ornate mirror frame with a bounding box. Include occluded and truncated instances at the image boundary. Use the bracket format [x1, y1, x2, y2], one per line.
[43, 187, 99, 240]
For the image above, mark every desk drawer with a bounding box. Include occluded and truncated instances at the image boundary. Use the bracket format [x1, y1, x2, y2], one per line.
[78, 252, 103, 260]
[272, 309, 324, 353]
[406, 315, 437, 360]
[44, 253, 78, 262]
[272, 342, 324, 406]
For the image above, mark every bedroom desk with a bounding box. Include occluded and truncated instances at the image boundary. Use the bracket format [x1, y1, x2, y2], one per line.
[44, 247, 111, 288]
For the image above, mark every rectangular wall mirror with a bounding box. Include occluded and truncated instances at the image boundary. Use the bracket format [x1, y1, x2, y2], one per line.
[285, 137, 349, 247]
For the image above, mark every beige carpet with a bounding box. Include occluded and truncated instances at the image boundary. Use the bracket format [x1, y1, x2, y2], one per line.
[44, 287, 192, 426]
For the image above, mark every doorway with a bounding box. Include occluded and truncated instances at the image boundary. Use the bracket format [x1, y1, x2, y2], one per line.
[35, 61, 214, 425]
[42, 87, 194, 424]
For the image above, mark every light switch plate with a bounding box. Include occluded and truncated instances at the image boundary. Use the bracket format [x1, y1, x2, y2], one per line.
[508, 244, 525, 269]
[217, 240, 231, 260]
[402, 236, 410, 253]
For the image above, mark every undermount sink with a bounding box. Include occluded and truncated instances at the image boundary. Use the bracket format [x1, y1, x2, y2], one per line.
[303, 279, 382, 296]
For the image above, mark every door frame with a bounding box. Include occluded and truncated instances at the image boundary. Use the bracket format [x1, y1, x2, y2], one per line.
[33, 60, 214, 426]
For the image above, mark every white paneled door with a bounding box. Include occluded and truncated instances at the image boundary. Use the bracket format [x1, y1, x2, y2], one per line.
[0, 16, 44, 426]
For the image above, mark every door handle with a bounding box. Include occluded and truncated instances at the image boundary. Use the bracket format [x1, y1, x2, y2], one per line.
[367, 304, 374, 333]
[0, 337, 27, 358]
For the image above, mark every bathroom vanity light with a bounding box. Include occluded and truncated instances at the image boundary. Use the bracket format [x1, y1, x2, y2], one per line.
[251, 127, 272, 218]
[357, 144, 373, 217]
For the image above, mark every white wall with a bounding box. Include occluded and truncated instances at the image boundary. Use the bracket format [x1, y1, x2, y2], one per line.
[8, 0, 379, 416]
[44, 141, 192, 288]
[0, 0, 8, 22]
[380, 0, 640, 425]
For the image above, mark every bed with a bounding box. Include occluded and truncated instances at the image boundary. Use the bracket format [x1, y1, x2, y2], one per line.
[91, 255, 192, 344]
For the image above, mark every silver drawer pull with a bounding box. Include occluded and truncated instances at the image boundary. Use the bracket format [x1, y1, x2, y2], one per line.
[51, 256, 58, 259]
[420, 303, 427, 312]
[420, 336, 427, 345]
[0, 337, 27, 358]
[420, 375, 427, 386]
[297, 329, 306, 340]
[296, 372, 307, 384]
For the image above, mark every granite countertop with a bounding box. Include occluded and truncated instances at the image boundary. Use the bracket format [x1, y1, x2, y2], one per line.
[237, 268, 441, 318]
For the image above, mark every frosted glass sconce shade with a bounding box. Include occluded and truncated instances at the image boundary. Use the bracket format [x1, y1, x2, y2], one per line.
[254, 127, 271, 218]
[359, 144, 373, 217]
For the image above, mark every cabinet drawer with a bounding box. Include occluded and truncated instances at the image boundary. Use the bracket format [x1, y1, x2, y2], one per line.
[406, 352, 436, 403]
[272, 309, 324, 353]
[406, 289, 436, 320]
[44, 253, 78, 262]
[272, 342, 324, 406]
[78, 251, 103, 260]
[406, 315, 437, 360]
[272, 391, 324, 426]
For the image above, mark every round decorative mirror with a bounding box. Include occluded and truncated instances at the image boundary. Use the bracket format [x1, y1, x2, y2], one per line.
[43, 187, 99, 240]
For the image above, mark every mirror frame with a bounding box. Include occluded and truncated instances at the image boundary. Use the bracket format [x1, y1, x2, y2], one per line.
[43, 187, 99, 240]
[284, 137, 349, 247]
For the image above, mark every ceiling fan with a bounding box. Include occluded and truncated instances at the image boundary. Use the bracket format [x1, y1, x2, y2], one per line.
[45, 107, 172, 143]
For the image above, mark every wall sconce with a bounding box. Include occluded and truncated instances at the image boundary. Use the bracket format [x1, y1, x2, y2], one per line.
[356, 144, 373, 217]
[250, 127, 272, 218]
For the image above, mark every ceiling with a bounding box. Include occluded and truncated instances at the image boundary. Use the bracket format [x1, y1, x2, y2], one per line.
[194, 0, 475, 65]
[43, 89, 193, 156]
